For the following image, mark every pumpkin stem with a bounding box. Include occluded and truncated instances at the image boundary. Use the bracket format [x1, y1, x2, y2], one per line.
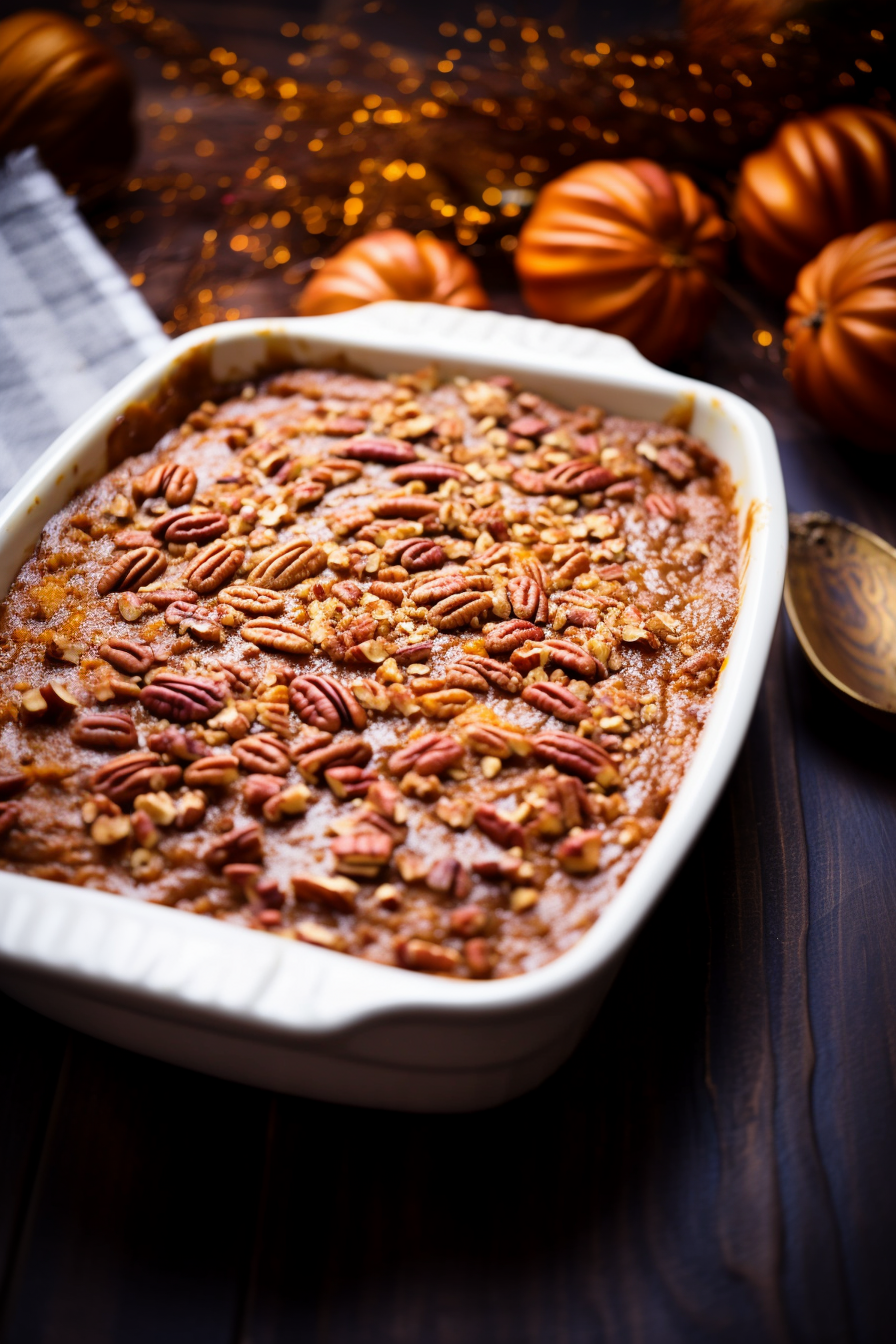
[803, 304, 827, 330]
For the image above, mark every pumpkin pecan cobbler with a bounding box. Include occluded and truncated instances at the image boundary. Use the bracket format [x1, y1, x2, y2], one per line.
[0, 365, 738, 978]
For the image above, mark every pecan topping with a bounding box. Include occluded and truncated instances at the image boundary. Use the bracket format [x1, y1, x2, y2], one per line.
[206, 822, 262, 868]
[243, 774, 283, 811]
[152, 510, 228, 546]
[331, 829, 393, 877]
[383, 538, 445, 572]
[368, 581, 406, 606]
[429, 590, 492, 631]
[463, 724, 533, 759]
[510, 468, 548, 495]
[542, 639, 602, 680]
[388, 732, 464, 778]
[336, 438, 418, 464]
[0, 802, 20, 837]
[184, 540, 245, 595]
[484, 620, 544, 655]
[531, 732, 618, 783]
[556, 830, 602, 874]
[97, 546, 167, 596]
[311, 460, 363, 487]
[218, 584, 285, 616]
[71, 711, 138, 751]
[289, 674, 367, 733]
[645, 492, 680, 520]
[446, 655, 522, 694]
[114, 529, 160, 549]
[98, 638, 155, 677]
[506, 575, 549, 623]
[90, 751, 182, 805]
[389, 462, 465, 486]
[240, 617, 313, 657]
[247, 538, 326, 589]
[522, 683, 591, 724]
[394, 641, 433, 665]
[374, 496, 439, 521]
[132, 461, 197, 507]
[137, 588, 197, 609]
[413, 572, 467, 606]
[425, 857, 472, 900]
[325, 765, 377, 800]
[234, 733, 291, 775]
[146, 727, 211, 760]
[541, 460, 615, 495]
[396, 938, 462, 974]
[296, 736, 372, 781]
[474, 804, 526, 850]
[286, 479, 326, 509]
[140, 672, 228, 723]
[417, 688, 473, 719]
[552, 552, 592, 590]
[292, 872, 359, 912]
[0, 773, 30, 800]
[183, 754, 239, 787]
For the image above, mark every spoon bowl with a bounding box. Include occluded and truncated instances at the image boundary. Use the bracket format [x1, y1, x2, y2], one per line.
[785, 511, 896, 723]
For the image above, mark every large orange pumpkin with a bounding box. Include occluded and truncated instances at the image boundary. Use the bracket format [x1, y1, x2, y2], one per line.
[785, 221, 896, 453]
[298, 229, 488, 315]
[735, 105, 896, 295]
[514, 159, 728, 366]
[0, 9, 135, 198]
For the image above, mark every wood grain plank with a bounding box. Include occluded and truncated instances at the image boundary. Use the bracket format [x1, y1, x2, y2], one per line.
[0, 1032, 268, 1344]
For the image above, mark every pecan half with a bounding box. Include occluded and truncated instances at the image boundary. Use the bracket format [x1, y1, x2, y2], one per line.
[98, 638, 155, 677]
[183, 754, 239, 787]
[296, 736, 372, 782]
[551, 552, 591, 590]
[331, 829, 393, 877]
[522, 683, 591, 723]
[310, 459, 363, 487]
[325, 764, 377, 800]
[286, 479, 326, 509]
[132, 461, 197, 507]
[484, 620, 544, 655]
[374, 496, 439, 521]
[137, 588, 197, 609]
[510, 468, 548, 495]
[394, 641, 433, 666]
[532, 732, 618, 783]
[383, 538, 445, 572]
[218, 584, 285, 616]
[417, 688, 473, 718]
[71, 711, 138, 751]
[389, 462, 465, 486]
[413, 572, 467, 607]
[447, 655, 522, 694]
[463, 723, 533, 759]
[444, 663, 488, 692]
[234, 733, 291, 775]
[97, 546, 167, 596]
[429, 590, 492, 631]
[243, 774, 282, 810]
[140, 672, 228, 723]
[388, 732, 463, 778]
[206, 822, 262, 868]
[336, 439, 418, 465]
[114, 529, 160, 549]
[506, 575, 549, 623]
[146, 726, 211, 761]
[474, 804, 526, 850]
[542, 639, 601, 680]
[425, 857, 472, 901]
[292, 873, 359, 912]
[368, 581, 406, 606]
[90, 751, 182, 804]
[396, 938, 462, 974]
[289, 674, 367, 733]
[184, 540, 245, 594]
[645, 492, 680, 520]
[542, 459, 614, 495]
[0, 802, 20, 837]
[152, 510, 228, 546]
[247, 538, 326, 589]
[240, 617, 313, 657]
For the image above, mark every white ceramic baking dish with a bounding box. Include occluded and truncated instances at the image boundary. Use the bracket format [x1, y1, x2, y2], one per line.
[0, 302, 786, 1111]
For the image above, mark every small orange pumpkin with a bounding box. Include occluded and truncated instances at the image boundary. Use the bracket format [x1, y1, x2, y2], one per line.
[0, 9, 135, 198]
[297, 229, 489, 316]
[514, 159, 728, 366]
[735, 105, 896, 295]
[785, 221, 896, 453]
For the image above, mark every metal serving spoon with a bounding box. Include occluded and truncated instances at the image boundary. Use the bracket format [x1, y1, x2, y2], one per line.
[785, 512, 896, 723]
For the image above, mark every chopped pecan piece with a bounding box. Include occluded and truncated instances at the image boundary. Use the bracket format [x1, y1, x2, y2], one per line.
[425, 856, 471, 900]
[0, 773, 30, 800]
[206, 822, 263, 868]
[556, 830, 602, 874]
[396, 937, 462, 974]
[0, 802, 21, 837]
[330, 829, 393, 878]
[292, 872, 358, 912]
[474, 804, 526, 850]
[325, 765, 377, 800]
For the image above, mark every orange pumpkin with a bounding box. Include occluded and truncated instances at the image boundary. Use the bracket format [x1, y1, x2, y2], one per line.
[514, 159, 728, 366]
[785, 221, 896, 453]
[297, 229, 489, 316]
[0, 10, 135, 198]
[735, 105, 896, 295]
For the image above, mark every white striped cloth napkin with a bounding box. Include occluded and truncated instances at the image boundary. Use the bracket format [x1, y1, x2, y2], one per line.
[0, 148, 169, 497]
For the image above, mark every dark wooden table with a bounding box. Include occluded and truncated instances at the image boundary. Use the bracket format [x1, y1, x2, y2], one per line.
[2, 5, 896, 1341]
